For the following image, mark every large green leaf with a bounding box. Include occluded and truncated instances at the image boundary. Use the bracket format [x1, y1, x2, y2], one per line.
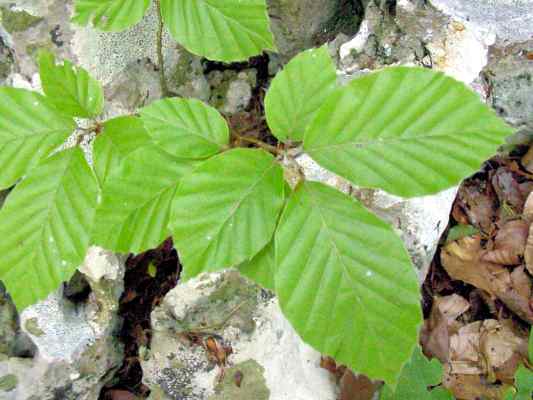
[170, 148, 285, 279]
[239, 239, 275, 291]
[304, 67, 514, 198]
[380, 347, 452, 399]
[92, 116, 151, 186]
[0, 88, 75, 190]
[72, 0, 151, 31]
[275, 181, 422, 385]
[92, 143, 197, 254]
[505, 365, 533, 400]
[38, 51, 104, 118]
[265, 46, 337, 142]
[160, 0, 276, 62]
[140, 98, 229, 159]
[0, 147, 98, 310]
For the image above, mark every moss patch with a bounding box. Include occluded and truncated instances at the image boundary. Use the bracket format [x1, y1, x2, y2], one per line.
[208, 360, 269, 400]
[0, 7, 43, 33]
[24, 317, 45, 337]
[0, 374, 18, 392]
[175, 272, 260, 334]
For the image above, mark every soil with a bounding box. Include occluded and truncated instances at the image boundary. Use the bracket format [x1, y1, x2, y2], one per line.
[99, 238, 181, 399]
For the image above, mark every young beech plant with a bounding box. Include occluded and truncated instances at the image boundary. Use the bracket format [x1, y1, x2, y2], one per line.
[0, 46, 512, 392]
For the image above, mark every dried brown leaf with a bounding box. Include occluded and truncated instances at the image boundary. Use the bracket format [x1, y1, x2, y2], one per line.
[510, 266, 532, 299]
[523, 192, 533, 223]
[446, 319, 527, 398]
[524, 223, 533, 275]
[421, 295, 469, 362]
[481, 220, 529, 265]
[441, 236, 533, 323]
[339, 371, 380, 400]
[492, 167, 526, 214]
[521, 147, 533, 174]
[457, 184, 496, 231]
[443, 371, 508, 400]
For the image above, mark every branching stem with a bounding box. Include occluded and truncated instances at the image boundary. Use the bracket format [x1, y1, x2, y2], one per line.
[155, 0, 170, 97]
[233, 133, 283, 156]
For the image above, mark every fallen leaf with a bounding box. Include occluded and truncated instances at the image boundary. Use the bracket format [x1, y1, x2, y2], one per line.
[524, 223, 533, 275]
[520, 147, 533, 174]
[492, 167, 526, 214]
[456, 183, 496, 231]
[481, 220, 529, 265]
[339, 370, 381, 400]
[510, 266, 532, 300]
[441, 236, 533, 323]
[443, 372, 508, 400]
[204, 336, 232, 367]
[421, 295, 470, 362]
[523, 192, 533, 223]
[480, 319, 527, 383]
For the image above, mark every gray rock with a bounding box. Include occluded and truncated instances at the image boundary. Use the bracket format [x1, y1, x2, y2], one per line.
[0, 1, 76, 78]
[430, 0, 533, 43]
[482, 40, 533, 134]
[0, 283, 35, 359]
[143, 271, 336, 400]
[0, 247, 125, 400]
[207, 69, 256, 115]
[267, 0, 362, 61]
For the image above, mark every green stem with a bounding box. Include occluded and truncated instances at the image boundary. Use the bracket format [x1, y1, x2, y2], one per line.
[155, 0, 170, 97]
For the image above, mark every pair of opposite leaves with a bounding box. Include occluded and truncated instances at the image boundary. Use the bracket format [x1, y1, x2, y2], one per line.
[0, 45, 512, 388]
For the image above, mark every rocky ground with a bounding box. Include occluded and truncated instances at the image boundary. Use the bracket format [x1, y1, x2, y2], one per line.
[0, 0, 532, 399]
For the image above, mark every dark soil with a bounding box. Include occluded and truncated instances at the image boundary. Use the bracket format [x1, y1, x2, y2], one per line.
[99, 238, 181, 400]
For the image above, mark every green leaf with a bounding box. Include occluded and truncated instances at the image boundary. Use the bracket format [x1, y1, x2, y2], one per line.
[170, 148, 285, 279]
[304, 67, 514, 198]
[265, 46, 337, 142]
[92, 116, 151, 186]
[92, 143, 198, 254]
[0, 147, 98, 310]
[239, 239, 275, 291]
[445, 224, 479, 243]
[140, 98, 229, 159]
[38, 51, 104, 118]
[147, 262, 157, 278]
[0, 88, 75, 190]
[160, 0, 276, 62]
[381, 347, 450, 399]
[509, 365, 533, 400]
[72, 0, 150, 31]
[274, 181, 422, 385]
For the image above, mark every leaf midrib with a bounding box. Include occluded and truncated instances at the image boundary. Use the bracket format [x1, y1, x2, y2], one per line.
[200, 160, 278, 259]
[302, 183, 387, 368]
[144, 113, 224, 149]
[305, 130, 499, 152]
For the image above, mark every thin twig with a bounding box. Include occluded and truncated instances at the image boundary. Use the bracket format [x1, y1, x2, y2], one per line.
[155, 0, 170, 97]
[233, 133, 283, 156]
